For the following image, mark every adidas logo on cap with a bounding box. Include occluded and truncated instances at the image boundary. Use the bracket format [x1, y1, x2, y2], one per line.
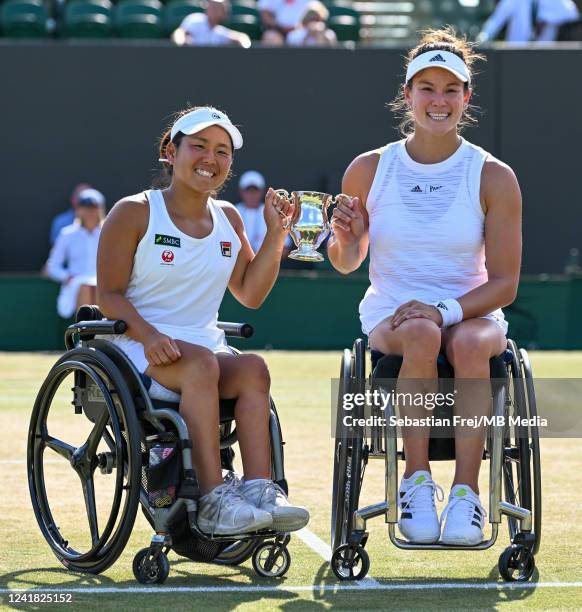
[429, 53, 446, 63]
[411, 185, 422, 193]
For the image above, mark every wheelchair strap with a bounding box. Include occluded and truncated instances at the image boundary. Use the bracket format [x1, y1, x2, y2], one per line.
[178, 438, 192, 450]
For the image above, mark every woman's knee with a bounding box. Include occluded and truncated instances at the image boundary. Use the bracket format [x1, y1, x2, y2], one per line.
[181, 349, 220, 388]
[399, 318, 441, 357]
[239, 354, 271, 392]
[446, 330, 497, 369]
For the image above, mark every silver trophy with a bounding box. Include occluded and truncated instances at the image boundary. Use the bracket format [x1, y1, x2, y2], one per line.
[275, 190, 335, 262]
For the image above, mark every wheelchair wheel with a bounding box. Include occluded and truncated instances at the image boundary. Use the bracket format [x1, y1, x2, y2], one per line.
[133, 548, 170, 584]
[330, 543, 370, 581]
[252, 542, 291, 578]
[503, 341, 541, 554]
[331, 339, 366, 552]
[28, 348, 142, 574]
[498, 544, 535, 582]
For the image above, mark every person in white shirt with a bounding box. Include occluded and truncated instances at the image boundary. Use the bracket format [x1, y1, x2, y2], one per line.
[286, 1, 337, 47]
[329, 28, 522, 546]
[477, 0, 579, 43]
[235, 170, 291, 258]
[172, 0, 250, 47]
[97, 106, 309, 536]
[258, 0, 311, 33]
[46, 188, 105, 318]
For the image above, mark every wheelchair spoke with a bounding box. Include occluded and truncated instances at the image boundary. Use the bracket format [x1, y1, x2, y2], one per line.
[86, 408, 111, 458]
[81, 475, 100, 546]
[45, 435, 76, 461]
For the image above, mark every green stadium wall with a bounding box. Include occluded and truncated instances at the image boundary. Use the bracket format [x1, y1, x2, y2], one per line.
[1, 274, 581, 351]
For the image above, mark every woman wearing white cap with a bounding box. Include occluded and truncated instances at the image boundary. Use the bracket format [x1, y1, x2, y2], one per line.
[329, 28, 522, 546]
[97, 106, 309, 536]
[47, 188, 106, 318]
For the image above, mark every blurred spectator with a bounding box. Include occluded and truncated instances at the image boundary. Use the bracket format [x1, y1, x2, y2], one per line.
[477, 0, 579, 43]
[536, 0, 579, 41]
[477, 0, 533, 42]
[258, 0, 311, 33]
[172, 0, 251, 47]
[46, 188, 105, 319]
[287, 1, 337, 46]
[262, 27, 286, 45]
[49, 182, 91, 246]
[235, 170, 291, 257]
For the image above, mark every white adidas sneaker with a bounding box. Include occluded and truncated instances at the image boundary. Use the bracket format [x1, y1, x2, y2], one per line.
[440, 484, 486, 546]
[398, 470, 443, 543]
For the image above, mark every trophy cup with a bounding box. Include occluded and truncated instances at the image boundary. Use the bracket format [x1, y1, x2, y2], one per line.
[275, 190, 335, 262]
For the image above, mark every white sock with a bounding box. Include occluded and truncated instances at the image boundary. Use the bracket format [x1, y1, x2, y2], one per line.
[243, 478, 268, 487]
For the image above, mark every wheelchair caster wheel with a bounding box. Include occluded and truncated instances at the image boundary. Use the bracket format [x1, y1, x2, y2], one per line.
[331, 543, 370, 581]
[133, 548, 170, 584]
[498, 544, 535, 582]
[252, 542, 291, 578]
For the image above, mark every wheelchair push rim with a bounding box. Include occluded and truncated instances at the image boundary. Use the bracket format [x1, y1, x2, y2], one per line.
[503, 341, 541, 555]
[331, 339, 367, 552]
[27, 348, 142, 572]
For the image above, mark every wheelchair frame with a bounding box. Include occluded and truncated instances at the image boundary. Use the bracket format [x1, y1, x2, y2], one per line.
[330, 338, 541, 582]
[28, 307, 293, 583]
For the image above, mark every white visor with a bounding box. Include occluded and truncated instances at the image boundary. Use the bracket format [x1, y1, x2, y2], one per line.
[170, 107, 243, 150]
[405, 50, 470, 85]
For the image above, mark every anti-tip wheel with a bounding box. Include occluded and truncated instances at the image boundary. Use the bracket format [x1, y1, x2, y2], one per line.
[499, 544, 535, 582]
[330, 543, 370, 581]
[252, 543, 291, 578]
[132, 548, 170, 584]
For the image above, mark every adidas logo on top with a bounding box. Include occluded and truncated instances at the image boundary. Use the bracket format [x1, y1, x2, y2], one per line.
[429, 53, 446, 62]
[411, 185, 423, 193]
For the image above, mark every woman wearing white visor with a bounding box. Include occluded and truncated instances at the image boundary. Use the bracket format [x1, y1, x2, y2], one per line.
[328, 28, 522, 545]
[97, 106, 309, 536]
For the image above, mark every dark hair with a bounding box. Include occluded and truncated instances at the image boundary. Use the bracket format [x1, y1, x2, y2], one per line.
[152, 105, 234, 192]
[389, 26, 485, 137]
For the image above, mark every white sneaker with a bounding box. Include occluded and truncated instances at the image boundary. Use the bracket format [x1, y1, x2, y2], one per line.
[197, 480, 273, 536]
[240, 479, 310, 532]
[440, 484, 486, 546]
[398, 470, 443, 543]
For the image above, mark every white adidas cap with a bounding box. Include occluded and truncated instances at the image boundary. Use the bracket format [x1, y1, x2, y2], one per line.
[405, 50, 470, 85]
[170, 107, 243, 150]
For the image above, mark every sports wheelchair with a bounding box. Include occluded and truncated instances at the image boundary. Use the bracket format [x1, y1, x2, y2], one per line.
[28, 306, 292, 584]
[330, 338, 541, 582]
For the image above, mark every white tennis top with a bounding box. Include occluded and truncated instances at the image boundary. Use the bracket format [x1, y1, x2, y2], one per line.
[117, 189, 241, 353]
[359, 137, 506, 335]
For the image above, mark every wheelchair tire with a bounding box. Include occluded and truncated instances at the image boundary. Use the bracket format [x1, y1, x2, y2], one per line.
[503, 342, 540, 553]
[498, 544, 535, 582]
[331, 339, 366, 552]
[330, 543, 370, 581]
[28, 348, 142, 574]
[252, 542, 291, 578]
[133, 548, 170, 584]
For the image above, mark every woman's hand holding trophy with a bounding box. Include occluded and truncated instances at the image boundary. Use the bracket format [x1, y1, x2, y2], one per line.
[268, 189, 356, 262]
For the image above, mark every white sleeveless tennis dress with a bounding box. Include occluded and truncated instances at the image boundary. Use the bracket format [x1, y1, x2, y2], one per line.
[359, 137, 507, 336]
[108, 189, 241, 373]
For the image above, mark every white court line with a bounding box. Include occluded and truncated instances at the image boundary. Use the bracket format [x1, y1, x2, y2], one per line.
[296, 528, 381, 587]
[1, 583, 582, 594]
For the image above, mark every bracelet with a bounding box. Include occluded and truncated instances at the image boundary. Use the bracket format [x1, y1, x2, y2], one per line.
[434, 299, 463, 328]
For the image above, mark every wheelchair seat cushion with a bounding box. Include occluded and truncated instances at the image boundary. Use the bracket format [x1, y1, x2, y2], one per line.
[371, 349, 511, 380]
[139, 373, 236, 421]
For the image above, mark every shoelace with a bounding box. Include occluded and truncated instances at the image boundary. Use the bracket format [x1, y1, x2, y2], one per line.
[400, 479, 444, 514]
[254, 480, 286, 507]
[206, 479, 249, 538]
[440, 494, 487, 528]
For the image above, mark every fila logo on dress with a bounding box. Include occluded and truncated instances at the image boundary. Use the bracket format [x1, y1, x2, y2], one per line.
[220, 242, 232, 257]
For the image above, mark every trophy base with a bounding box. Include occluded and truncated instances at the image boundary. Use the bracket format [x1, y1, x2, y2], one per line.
[288, 249, 324, 262]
